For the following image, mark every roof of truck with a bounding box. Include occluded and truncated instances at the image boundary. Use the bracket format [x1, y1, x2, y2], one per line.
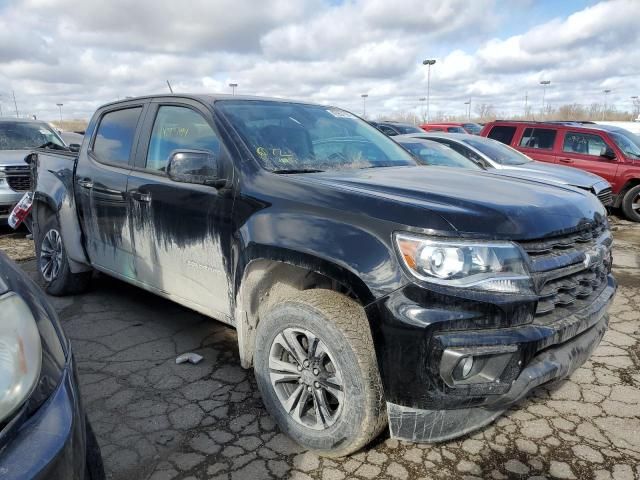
[99, 94, 318, 110]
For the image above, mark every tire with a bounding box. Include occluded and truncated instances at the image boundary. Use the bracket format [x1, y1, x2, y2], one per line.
[35, 214, 91, 295]
[621, 185, 640, 222]
[84, 419, 106, 480]
[254, 289, 387, 457]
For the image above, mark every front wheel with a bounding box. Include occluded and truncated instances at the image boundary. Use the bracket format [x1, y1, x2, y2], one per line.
[621, 185, 640, 222]
[35, 215, 91, 295]
[254, 289, 386, 457]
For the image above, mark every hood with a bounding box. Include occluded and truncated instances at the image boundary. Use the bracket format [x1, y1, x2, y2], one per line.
[292, 166, 606, 240]
[497, 161, 607, 190]
[0, 150, 31, 167]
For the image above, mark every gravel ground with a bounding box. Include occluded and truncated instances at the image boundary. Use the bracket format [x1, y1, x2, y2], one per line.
[1, 218, 639, 480]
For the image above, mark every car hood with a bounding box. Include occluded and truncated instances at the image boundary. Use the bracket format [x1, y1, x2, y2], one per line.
[496, 161, 607, 190]
[0, 150, 31, 166]
[292, 166, 606, 240]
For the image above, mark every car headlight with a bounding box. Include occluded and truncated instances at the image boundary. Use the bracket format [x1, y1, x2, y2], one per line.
[0, 292, 42, 423]
[394, 233, 532, 293]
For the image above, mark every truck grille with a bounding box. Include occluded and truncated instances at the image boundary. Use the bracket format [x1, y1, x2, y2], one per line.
[7, 175, 31, 192]
[596, 188, 613, 207]
[2, 166, 32, 192]
[519, 222, 612, 322]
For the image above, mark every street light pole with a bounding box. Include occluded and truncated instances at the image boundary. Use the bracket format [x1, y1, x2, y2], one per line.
[422, 59, 436, 123]
[540, 80, 551, 118]
[56, 103, 63, 123]
[418, 97, 426, 123]
[229, 83, 238, 95]
[602, 89, 611, 120]
[631, 96, 639, 119]
[361, 94, 368, 117]
[464, 99, 471, 121]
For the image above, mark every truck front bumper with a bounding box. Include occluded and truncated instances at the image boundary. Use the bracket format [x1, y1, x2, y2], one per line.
[366, 275, 616, 443]
[0, 185, 23, 220]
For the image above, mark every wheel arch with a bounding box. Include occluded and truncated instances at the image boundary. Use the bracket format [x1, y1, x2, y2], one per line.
[614, 178, 640, 208]
[233, 247, 376, 368]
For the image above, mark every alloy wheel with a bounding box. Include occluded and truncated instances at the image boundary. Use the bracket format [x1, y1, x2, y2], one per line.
[268, 327, 344, 430]
[40, 229, 63, 282]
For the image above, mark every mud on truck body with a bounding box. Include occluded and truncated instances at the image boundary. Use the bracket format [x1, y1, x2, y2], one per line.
[26, 94, 616, 456]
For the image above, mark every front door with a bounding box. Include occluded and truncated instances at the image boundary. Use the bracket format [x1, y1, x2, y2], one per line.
[558, 131, 619, 186]
[126, 101, 235, 320]
[76, 104, 146, 277]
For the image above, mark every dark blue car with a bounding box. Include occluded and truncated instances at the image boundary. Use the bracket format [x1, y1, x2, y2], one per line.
[0, 251, 104, 479]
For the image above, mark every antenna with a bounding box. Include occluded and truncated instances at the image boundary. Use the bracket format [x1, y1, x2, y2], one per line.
[166, 80, 174, 94]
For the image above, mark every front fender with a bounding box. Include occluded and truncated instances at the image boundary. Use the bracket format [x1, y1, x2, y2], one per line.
[236, 211, 408, 302]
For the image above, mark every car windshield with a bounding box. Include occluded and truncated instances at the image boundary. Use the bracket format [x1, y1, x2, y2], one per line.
[398, 140, 481, 170]
[0, 121, 65, 150]
[463, 123, 483, 135]
[218, 101, 417, 172]
[392, 124, 423, 134]
[462, 137, 532, 165]
[609, 130, 640, 158]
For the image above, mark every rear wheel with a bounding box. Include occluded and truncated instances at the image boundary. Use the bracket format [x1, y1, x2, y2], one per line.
[35, 215, 91, 295]
[254, 289, 386, 457]
[621, 185, 640, 222]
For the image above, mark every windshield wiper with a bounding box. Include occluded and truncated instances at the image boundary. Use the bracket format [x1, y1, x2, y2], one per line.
[271, 168, 325, 174]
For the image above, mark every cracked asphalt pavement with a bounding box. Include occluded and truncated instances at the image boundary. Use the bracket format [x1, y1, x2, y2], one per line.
[1, 218, 639, 480]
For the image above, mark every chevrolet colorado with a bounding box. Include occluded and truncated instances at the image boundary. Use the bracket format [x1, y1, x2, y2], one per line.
[25, 95, 615, 456]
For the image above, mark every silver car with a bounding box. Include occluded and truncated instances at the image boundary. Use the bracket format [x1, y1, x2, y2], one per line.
[402, 132, 613, 206]
[0, 118, 66, 220]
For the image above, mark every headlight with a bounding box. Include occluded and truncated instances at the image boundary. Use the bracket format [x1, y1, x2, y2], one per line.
[394, 233, 532, 293]
[0, 292, 42, 423]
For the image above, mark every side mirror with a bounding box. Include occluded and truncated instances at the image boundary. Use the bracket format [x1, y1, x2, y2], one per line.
[600, 146, 616, 160]
[167, 149, 224, 187]
[69, 143, 81, 153]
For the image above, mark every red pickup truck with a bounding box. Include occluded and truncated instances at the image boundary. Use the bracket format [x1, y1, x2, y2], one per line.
[480, 121, 640, 222]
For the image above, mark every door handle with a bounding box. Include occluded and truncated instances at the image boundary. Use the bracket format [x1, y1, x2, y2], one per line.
[77, 178, 94, 189]
[559, 158, 574, 164]
[130, 191, 152, 203]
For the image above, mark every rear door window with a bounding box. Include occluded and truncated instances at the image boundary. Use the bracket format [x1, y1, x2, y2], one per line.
[562, 132, 607, 156]
[92, 107, 142, 165]
[519, 128, 557, 150]
[487, 125, 516, 145]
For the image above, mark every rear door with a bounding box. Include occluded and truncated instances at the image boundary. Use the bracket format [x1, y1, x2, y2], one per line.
[76, 102, 147, 276]
[515, 127, 559, 164]
[126, 99, 235, 320]
[557, 130, 619, 185]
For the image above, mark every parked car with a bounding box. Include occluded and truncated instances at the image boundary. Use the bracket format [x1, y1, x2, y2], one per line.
[369, 121, 423, 136]
[407, 132, 613, 207]
[394, 136, 482, 169]
[25, 94, 615, 455]
[420, 122, 483, 134]
[481, 120, 640, 221]
[0, 118, 66, 221]
[0, 251, 104, 479]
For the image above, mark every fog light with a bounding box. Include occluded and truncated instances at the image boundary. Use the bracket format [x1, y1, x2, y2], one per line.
[459, 356, 473, 378]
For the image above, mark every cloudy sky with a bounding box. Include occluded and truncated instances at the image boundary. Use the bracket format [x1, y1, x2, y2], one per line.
[0, 0, 638, 121]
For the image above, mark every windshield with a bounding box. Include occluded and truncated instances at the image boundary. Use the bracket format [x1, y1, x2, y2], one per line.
[392, 124, 423, 134]
[609, 130, 640, 158]
[0, 121, 65, 150]
[398, 140, 481, 170]
[463, 123, 482, 135]
[217, 101, 417, 172]
[462, 137, 532, 165]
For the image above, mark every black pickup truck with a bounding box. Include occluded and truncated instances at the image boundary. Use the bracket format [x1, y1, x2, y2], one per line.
[25, 94, 615, 456]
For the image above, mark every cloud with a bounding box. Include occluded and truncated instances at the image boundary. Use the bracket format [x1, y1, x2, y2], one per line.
[0, 0, 638, 121]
